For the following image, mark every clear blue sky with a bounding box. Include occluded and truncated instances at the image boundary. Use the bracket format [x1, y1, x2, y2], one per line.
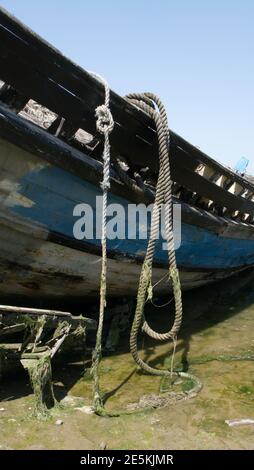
[1, 0, 254, 172]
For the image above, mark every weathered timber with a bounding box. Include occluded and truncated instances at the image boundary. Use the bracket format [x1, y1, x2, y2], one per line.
[2, 105, 254, 243]
[1, 104, 254, 218]
[0, 5, 253, 198]
[0, 323, 26, 336]
[0, 304, 96, 329]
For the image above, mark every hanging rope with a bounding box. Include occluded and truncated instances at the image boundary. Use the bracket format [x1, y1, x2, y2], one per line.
[90, 84, 201, 415]
[124, 94, 201, 404]
[90, 73, 114, 414]
[125, 93, 182, 371]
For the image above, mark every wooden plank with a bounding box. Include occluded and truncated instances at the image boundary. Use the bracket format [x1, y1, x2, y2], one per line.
[48, 118, 77, 141]
[0, 323, 26, 336]
[0, 304, 96, 328]
[0, 103, 147, 206]
[173, 165, 254, 216]
[0, 20, 158, 169]
[0, 304, 73, 317]
[170, 132, 254, 193]
[1, 104, 254, 219]
[0, 105, 227, 237]
[0, 8, 156, 147]
[0, 43, 155, 170]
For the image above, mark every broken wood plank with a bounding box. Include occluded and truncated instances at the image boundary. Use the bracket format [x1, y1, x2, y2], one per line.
[0, 323, 26, 336]
[0, 305, 96, 329]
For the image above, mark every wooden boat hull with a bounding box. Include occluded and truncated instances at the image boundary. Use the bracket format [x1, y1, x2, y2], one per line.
[0, 134, 253, 302]
[0, 8, 253, 303]
[0, 219, 244, 300]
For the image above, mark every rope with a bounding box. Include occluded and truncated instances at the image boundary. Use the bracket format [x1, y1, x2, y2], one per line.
[125, 93, 182, 365]
[125, 94, 201, 404]
[90, 73, 114, 414]
[90, 83, 201, 415]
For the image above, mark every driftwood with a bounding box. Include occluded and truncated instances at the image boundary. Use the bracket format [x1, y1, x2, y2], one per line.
[0, 304, 96, 416]
[0, 304, 95, 321]
[0, 323, 26, 336]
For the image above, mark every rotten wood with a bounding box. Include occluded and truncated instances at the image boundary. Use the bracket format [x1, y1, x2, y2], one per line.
[0, 323, 26, 336]
[0, 304, 96, 329]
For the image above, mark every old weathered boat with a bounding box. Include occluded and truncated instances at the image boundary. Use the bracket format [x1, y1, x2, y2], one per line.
[0, 7, 254, 304]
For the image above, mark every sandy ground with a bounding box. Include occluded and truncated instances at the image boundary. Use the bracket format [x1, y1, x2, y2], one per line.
[1, 271, 254, 450]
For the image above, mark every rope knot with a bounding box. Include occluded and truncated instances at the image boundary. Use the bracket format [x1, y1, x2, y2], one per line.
[95, 104, 114, 135]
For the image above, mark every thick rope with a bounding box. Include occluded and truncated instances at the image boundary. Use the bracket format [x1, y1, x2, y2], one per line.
[90, 84, 201, 415]
[125, 93, 202, 402]
[90, 73, 114, 413]
[125, 93, 182, 372]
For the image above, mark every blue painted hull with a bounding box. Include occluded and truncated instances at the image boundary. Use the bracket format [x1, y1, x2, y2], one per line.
[9, 161, 254, 270]
[0, 137, 253, 300]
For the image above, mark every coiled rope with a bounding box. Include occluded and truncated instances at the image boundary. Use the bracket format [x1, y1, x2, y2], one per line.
[125, 93, 202, 399]
[125, 93, 183, 372]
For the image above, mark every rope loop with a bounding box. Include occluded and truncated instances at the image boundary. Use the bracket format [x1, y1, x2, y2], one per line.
[126, 92, 183, 373]
[89, 79, 201, 415]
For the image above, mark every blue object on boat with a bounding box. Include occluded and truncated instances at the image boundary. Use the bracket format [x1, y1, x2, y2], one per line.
[234, 157, 249, 174]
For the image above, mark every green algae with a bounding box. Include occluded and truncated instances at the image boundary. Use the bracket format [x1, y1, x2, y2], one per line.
[25, 353, 56, 418]
[236, 384, 254, 396]
[2, 271, 254, 448]
[181, 377, 196, 393]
